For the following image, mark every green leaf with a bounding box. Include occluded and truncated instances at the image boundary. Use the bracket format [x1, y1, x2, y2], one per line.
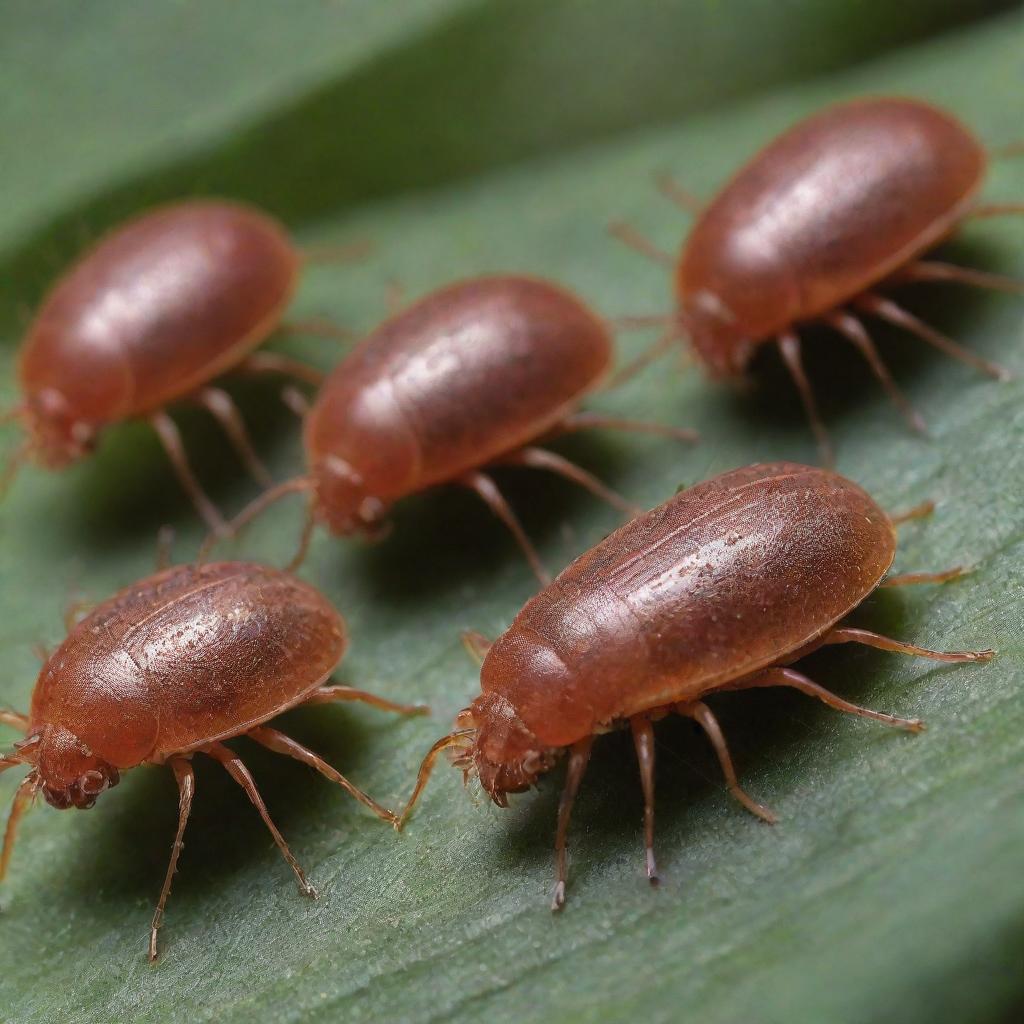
[2, 3, 1023, 1022]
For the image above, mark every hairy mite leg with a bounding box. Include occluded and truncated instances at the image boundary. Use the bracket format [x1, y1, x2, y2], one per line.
[552, 736, 594, 911]
[899, 260, 1024, 294]
[608, 221, 675, 267]
[149, 757, 195, 963]
[653, 172, 703, 214]
[736, 666, 924, 731]
[553, 411, 698, 444]
[825, 311, 926, 434]
[277, 317, 355, 343]
[0, 711, 29, 732]
[149, 410, 230, 537]
[858, 293, 1011, 381]
[458, 470, 550, 586]
[396, 730, 475, 829]
[202, 741, 317, 898]
[461, 630, 493, 665]
[497, 446, 641, 518]
[303, 685, 428, 717]
[629, 717, 659, 883]
[777, 331, 834, 467]
[237, 351, 325, 387]
[248, 726, 398, 825]
[819, 626, 993, 663]
[676, 701, 776, 823]
[195, 387, 273, 488]
[882, 567, 968, 587]
[0, 773, 38, 881]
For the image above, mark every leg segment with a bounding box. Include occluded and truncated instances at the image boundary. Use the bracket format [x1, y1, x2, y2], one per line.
[277, 317, 354, 342]
[736, 666, 924, 732]
[900, 259, 1024, 295]
[825, 311, 926, 434]
[457, 470, 550, 586]
[237, 351, 325, 387]
[149, 410, 229, 536]
[882, 567, 968, 587]
[552, 736, 594, 911]
[608, 327, 681, 387]
[302, 684, 427, 717]
[461, 630, 493, 665]
[202, 741, 317, 897]
[1, 773, 39, 882]
[676, 701, 776, 823]
[819, 626, 993, 663]
[195, 387, 273, 487]
[553, 411, 698, 444]
[0, 710, 28, 733]
[777, 331, 833, 467]
[967, 203, 1024, 219]
[629, 717, 659, 883]
[653, 171, 703, 214]
[247, 726, 398, 825]
[889, 499, 933, 526]
[608, 221, 674, 267]
[858, 293, 1010, 381]
[148, 757, 195, 962]
[498, 446, 641, 518]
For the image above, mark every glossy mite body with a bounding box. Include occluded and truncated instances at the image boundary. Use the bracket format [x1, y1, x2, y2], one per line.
[244, 275, 694, 583]
[401, 463, 992, 907]
[618, 98, 1022, 461]
[0, 561, 423, 960]
[4, 200, 335, 533]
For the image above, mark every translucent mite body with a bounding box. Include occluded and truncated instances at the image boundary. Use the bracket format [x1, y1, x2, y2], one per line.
[401, 463, 993, 907]
[0, 561, 423, 960]
[614, 97, 1024, 461]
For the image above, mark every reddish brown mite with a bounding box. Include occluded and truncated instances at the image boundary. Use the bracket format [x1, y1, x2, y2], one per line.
[0, 560, 424, 961]
[398, 462, 993, 908]
[612, 97, 1024, 462]
[227, 274, 696, 584]
[1, 200, 358, 533]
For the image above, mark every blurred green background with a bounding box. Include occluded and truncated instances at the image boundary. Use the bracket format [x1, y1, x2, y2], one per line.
[2, 2, 1024, 1022]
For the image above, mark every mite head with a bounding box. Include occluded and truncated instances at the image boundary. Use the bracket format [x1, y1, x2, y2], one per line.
[31, 724, 120, 810]
[17, 388, 98, 469]
[456, 695, 559, 807]
[310, 455, 391, 540]
[678, 291, 755, 377]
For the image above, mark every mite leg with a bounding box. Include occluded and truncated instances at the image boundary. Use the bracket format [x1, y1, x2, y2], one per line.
[461, 630, 493, 665]
[889, 499, 933, 526]
[630, 716, 659, 883]
[63, 597, 96, 633]
[395, 731, 476, 829]
[882, 567, 968, 587]
[819, 626, 993, 663]
[1, 773, 38, 881]
[149, 410, 229, 537]
[608, 327, 682, 387]
[194, 387, 273, 488]
[552, 736, 594, 911]
[248, 725, 398, 825]
[155, 525, 175, 570]
[825, 310, 926, 434]
[276, 317, 354, 343]
[302, 684, 428, 717]
[202, 741, 317, 898]
[457, 470, 550, 586]
[149, 757, 195, 963]
[608, 221, 675, 267]
[497, 446, 641, 518]
[966, 203, 1024, 219]
[676, 701, 776, 823]
[899, 260, 1024, 295]
[281, 385, 311, 419]
[552, 411, 698, 444]
[653, 171, 703, 214]
[0, 710, 29, 733]
[858, 293, 1010, 381]
[301, 238, 374, 265]
[777, 331, 834, 467]
[236, 351, 325, 387]
[735, 666, 925, 731]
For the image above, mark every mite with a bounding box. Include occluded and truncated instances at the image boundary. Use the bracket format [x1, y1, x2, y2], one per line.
[613, 96, 1024, 462]
[0, 200, 357, 533]
[399, 462, 993, 908]
[228, 274, 695, 584]
[0, 560, 424, 961]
